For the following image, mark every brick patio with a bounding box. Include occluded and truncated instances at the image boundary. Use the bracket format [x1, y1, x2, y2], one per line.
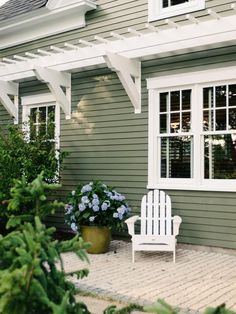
[62, 240, 236, 313]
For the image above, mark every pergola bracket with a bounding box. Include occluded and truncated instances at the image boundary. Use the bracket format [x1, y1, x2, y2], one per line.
[104, 52, 141, 113]
[33, 66, 71, 119]
[0, 80, 19, 124]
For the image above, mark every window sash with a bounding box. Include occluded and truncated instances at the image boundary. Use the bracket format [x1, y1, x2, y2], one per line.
[149, 79, 236, 191]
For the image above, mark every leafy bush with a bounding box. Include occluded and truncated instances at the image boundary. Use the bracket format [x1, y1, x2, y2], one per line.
[6, 172, 63, 228]
[0, 124, 67, 218]
[0, 216, 91, 314]
[65, 181, 130, 232]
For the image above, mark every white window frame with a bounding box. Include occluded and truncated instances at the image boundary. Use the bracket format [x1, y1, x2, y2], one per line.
[21, 93, 60, 150]
[147, 66, 236, 192]
[148, 0, 205, 21]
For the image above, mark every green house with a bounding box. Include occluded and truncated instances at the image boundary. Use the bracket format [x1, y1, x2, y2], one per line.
[0, 0, 236, 250]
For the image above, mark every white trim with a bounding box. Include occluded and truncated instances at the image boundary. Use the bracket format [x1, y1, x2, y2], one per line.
[147, 66, 236, 192]
[0, 0, 96, 49]
[149, 0, 205, 22]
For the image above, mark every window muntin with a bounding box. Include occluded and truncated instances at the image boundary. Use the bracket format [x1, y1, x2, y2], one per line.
[149, 0, 205, 21]
[202, 84, 236, 180]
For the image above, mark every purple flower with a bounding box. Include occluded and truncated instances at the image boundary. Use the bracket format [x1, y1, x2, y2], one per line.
[117, 207, 125, 215]
[93, 194, 98, 199]
[81, 184, 92, 193]
[71, 190, 76, 196]
[92, 198, 100, 206]
[65, 204, 73, 214]
[89, 216, 95, 222]
[71, 223, 78, 232]
[93, 205, 99, 212]
[81, 196, 89, 204]
[113, 213, 119, 218]
[78, 203, 86, 212]
[101, 202, 108, 211]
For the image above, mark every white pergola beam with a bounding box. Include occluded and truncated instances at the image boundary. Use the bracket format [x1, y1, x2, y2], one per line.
[0, 81, 19, 123]
[104, 52, 141, 113]
[33, 67, 71, 119]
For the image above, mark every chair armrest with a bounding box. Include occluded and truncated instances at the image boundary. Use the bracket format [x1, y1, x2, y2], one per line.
[173, 215, 182, 236]
[125, 215, 140, 236]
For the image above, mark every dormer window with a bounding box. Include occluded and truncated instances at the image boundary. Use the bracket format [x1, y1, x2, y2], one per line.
[149, 0, 205, 21]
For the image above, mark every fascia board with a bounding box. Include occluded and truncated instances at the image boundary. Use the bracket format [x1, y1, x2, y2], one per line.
[0, 0, 96, 49]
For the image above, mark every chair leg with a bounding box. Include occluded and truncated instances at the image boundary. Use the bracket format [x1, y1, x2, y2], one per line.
[173, 248, 176, 264]
[132, 249, 135, 263]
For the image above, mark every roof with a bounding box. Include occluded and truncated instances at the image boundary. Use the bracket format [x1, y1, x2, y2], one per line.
[0, 0, 48, 22]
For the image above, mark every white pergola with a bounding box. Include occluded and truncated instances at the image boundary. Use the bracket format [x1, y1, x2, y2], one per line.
[1, 5, 236, 123]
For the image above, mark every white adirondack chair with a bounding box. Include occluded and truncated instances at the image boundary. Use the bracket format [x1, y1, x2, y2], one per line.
[125, 189, 182, 263]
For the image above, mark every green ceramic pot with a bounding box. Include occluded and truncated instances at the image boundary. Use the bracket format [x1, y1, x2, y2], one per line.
[80, 225, 111, 254]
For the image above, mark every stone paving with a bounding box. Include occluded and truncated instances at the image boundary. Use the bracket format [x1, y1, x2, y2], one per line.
[62, 240, 236, 313]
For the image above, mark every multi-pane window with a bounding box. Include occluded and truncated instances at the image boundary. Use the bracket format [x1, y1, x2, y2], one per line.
[22, 95, 60, 150]
[159, 89, 192, 179]
[148, 69, 236, 191]
[29, 105, 56, 141]
[149, 0, 205, 21]
[203, 85, 236, 180]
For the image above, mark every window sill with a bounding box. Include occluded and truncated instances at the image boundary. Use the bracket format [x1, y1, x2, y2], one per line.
[147, 183, 236, 192]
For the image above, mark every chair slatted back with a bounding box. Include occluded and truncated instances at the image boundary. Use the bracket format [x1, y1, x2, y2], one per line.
[141, 190, 172, 236]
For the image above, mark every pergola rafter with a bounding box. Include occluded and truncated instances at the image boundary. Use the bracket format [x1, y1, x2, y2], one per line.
[0, 7, 236, 122]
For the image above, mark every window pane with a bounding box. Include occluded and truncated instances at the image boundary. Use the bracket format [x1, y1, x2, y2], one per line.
[163, 0, 189, 7]
[160, 114, 167, 133]
[216, 85, 226, 108]
[203, 110, 214, 131]
[215, 109, 226, 131]
[171, 91, 180, 111]
[182, 112, 191, 132]
[30, 108, 37, 123]
[204, 135, 236, 179]
[203, 87, 213, 109]
[160, 92, 168, 112]
[171, 0, 189, 4]
[38, 107, 46, 123]
[229, 84, 236, 107]
[229, 109, 236, 130]
[171, 113, 180, 133]
[182, 89, 191, 110]
[161, 136, 192, 178]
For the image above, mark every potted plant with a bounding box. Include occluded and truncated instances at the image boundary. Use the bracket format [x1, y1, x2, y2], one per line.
[65, 181, 130, 254]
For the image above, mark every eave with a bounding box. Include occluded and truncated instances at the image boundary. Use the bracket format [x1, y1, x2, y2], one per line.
[0, 0, 97, 49]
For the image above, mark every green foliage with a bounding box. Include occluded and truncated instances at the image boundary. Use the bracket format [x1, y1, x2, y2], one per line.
[144, 299, 236, 314]
[0, 124, 67, 218]
[6, 173, 63, 227]
[144, 299, 178, 314]
[104, 304, 144, 314]
[0, 216, 91, 314]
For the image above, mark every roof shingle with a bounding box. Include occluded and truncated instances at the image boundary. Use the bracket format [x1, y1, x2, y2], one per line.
[0, 0, 48, 22]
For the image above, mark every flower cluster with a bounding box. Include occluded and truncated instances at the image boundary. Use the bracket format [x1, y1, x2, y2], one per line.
[65, 181, 130, 232]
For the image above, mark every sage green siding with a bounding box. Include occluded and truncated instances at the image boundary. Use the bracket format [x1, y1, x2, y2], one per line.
[1, 0, 236, 249]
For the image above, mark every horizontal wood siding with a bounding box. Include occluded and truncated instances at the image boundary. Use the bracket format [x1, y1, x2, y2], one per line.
[1, 0, 236, 249]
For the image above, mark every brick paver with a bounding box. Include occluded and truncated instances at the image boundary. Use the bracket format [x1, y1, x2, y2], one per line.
[62, 240, 236, 313]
